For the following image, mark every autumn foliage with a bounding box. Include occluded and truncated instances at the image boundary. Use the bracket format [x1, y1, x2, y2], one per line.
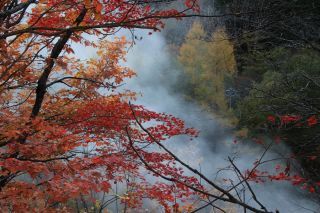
[242, 113, 320, 194]
[0, 0, 206, 211]
[2, 0, 316, 212]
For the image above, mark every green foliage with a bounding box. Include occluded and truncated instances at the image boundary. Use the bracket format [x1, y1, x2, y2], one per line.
[213, 0, 232, 8]
[240, 47, 288, 80]
[237, 48, 320, 128]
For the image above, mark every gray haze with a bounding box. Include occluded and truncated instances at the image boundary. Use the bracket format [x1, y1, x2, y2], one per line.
[121, 31, 319, 213]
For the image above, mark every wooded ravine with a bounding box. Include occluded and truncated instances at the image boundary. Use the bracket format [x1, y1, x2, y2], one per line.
[0, 0, 319, 212]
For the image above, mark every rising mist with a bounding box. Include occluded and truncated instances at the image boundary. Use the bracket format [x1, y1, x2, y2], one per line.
[122, 31, 319, 213]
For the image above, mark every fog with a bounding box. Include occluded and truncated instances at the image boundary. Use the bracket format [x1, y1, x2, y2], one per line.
[120, 31, 319, 213]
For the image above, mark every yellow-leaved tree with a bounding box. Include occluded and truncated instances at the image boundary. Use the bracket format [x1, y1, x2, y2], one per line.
[179, 22, 238, 125]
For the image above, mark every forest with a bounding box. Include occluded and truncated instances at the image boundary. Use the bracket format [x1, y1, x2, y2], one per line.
[0, 0, 319, 212]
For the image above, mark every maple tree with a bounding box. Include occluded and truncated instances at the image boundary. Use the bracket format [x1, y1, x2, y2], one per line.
[241, 114, 320, 196]
[0, 0, 279, 212]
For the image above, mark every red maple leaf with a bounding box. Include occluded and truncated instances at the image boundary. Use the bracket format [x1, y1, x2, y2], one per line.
[307, 115, 318, 127]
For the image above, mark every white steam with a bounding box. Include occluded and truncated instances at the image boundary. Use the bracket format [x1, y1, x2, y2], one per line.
[121, 31, 319, 213]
